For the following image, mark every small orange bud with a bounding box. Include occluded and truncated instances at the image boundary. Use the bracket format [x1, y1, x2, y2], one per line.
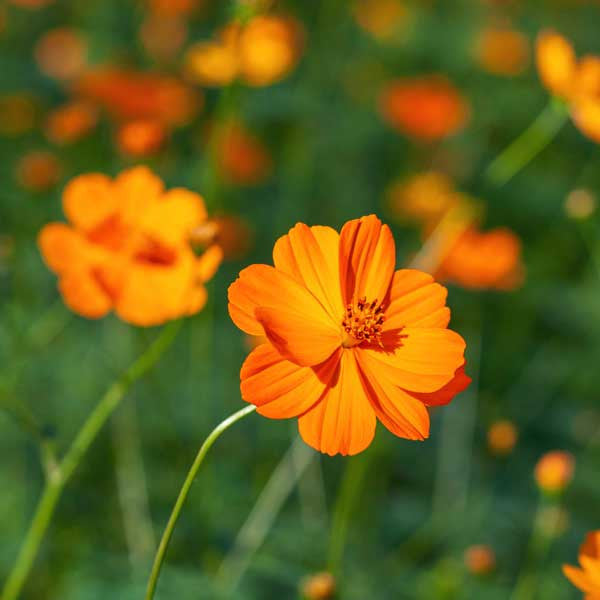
[44, 102, 98, 145]
[487, 419, 518, 456]
[16, 151, 61, 191]
[534, 451, 575, 494]
[301, 572, 336, 600]
[116, 119, 166, 157]
[475, 26, 529, 77]
[464, 545, 496, 575]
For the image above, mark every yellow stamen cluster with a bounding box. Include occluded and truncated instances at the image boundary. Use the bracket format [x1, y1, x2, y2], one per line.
[342, 296, 385, 347]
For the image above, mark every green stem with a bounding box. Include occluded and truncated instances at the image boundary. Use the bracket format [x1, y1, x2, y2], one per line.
[144, 404, 257, 600]
[327, 454, 370, 577]
[485, 98, 569, 187]
[1, 320, 181, 600]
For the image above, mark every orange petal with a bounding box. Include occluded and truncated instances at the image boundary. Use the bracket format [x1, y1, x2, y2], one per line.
[58, 270, 112, 318]
[536, 31, 576, 98]
[339, 214, 395, 306]
[580, 556, 600, 587]
[142, 188, 207, 247]
[241, 343, 340, 418]
[356, 350, 430, 440]
[298, 350, 376, 456]
[572, 98, 600, 143]
[409, 364, 471, 406]
[228, 264, 340, 364]
[196, 244, 223, 283]
[385, 269, 450, 330]
[38, 223, 92, 274]
[358, 328, 466, 393]
[184, 284, 208, 317]
[563, 565, 598, 594]
[115, 249, 195, 326]
[581, 532, 600, 560]
[62, 173, 115, 231]
[273, 223, 344, 321]
[113, 166, 164, 224]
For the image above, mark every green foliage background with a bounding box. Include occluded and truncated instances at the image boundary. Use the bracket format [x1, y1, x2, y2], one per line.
[1, 0, 600, 598]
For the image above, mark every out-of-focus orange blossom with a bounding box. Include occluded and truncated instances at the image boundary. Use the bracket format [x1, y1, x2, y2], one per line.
[0, 94, 36, 136]
[38, 166, 223, 326]
[139, 14, 188, 63]
[379, 75, 470, 140]
[185, 15, 303, 88]
[353, 0, 409, 42]
[191, 213, 254, 260]
[116, 119, 167, 157]
[214, 122, 272, 186]
[464, 545, 496, 575]
[537, 30, 600, 143]
[534, 450, 575, 494]
[300, 572, 336, 600]
[16, 151, 61, 191]
[563, 530, 600, 596]
[475, 25, 529, 76]
[487, 419, 518, 456]
[75, 67, 201, 128]
[435, 226, 524, 291]
[34, 28, 87, 81]
[387, 171, 461, 228]
[44, 102, 98, 145]
[565, 187, 596, 219]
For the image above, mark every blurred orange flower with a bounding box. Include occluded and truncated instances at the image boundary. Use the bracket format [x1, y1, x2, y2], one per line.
[487, 419, 518, 456]
[379, 76, 470, 140]
[464, 545, 496, 575]
[34, 27, 87, 81]
[16, 151, 61, 191]
[537, 30, 600, 143]
[44, 102, 98, 145]
[475, 26, 529, 76]
[185, 15, 303, 88]
[435, 226, 523, 290]
[228, 215, 470, 456]
[353, 0, 409, 42]
[387, 171, 461, 227]
[139, 14, 188, 63]
[534, 450, 575, 494]
[0, 93, 36, 136]
[563, 530, 600, 596]
[75, 67, 201, 127]
[116, 119, 166, 157]
[38, 166, 222, 325]
[215, 122, 272, 186]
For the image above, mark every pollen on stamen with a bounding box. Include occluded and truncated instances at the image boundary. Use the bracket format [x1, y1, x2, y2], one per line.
[341, 297, 385, 348]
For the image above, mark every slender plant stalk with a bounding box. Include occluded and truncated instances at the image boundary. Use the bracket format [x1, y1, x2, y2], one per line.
[145, 404, 256, 600]
[2, 320, 181, 600]
[485, 98, 569, 187]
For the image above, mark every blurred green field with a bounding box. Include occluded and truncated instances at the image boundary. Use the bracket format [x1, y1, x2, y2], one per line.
[1, 1, 600, 598]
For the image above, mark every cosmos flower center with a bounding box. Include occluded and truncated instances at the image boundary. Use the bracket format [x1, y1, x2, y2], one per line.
[341, 296, 385, 348]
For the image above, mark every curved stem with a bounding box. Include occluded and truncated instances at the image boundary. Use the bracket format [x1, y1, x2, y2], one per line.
[485, 98, 569, 187]
[145, 404, 257, 600]
[2, 320, 181, 600]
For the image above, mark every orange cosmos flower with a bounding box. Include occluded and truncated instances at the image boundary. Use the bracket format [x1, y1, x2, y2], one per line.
[185, 15, 303, 88]
[464, 545, 496, 575]
[534, 450, 575, 494]
[44, 101, 98, 145]
[38, 166, 222, 325]
[75, 67, 201, 127]
[536, 30, 600, 143]
[434, 226, 523, 290]
[116, 118, 166, 157]
[215, 122, 272, 186]
[228, 215, 470, 456]
[563, 530, 600, 597]
[301, 572, 336, 600]
[379, 76, 470, 140]
[34, 27, 87, 81]
[475, 26, 529, 76]
[16, 151, 61, 191]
